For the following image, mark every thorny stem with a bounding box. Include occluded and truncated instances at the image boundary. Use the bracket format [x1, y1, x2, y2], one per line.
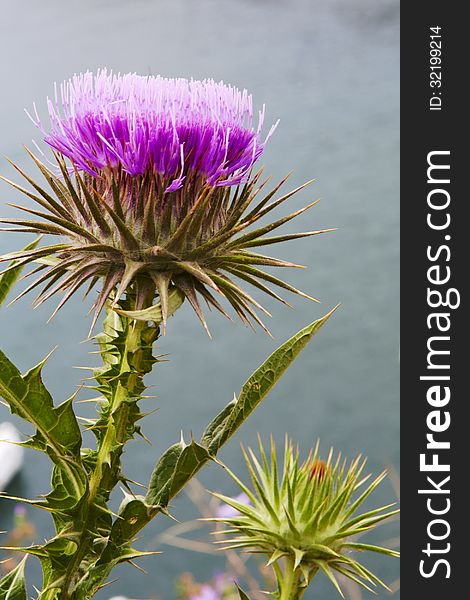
[89, 315, 148, 497]
[59, 292, 157, 600]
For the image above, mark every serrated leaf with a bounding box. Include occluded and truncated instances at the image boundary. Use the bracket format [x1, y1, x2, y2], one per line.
[202, 306, 338, 453]
[0, 237, 41, 306]
[146, 440, 211, 507]
[44, 462, 87, 512]
[0, 350, 85, 502]
[169, 441, 212, 497]
[104, 496, 154, 550]
[77, 499, 160, 600]
[143, 443, 182, 507]
[74, 545, 159, 600]
[0, 352, 81, 457]
[146, 308, 337, 510]
[0, 557, 27, 600]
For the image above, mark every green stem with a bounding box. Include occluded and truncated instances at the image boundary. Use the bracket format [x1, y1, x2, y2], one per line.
[278, 557, 303, 600]
[89, 315, 147, 497]
[58, 293, 158, 600]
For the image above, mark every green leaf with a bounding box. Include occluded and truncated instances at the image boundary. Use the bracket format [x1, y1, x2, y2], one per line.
[170, 440, 212, 497]
[202, 306, 339, 453]
[146, 439, 211, 507]
[146, 307, 337, 509]
[77, 497, 160, 598]
[0, 237, 41, 306]
[104, 495, 154, 551]
[74, 545, 160, 600]
[0, 350, 86, 503]
[144, 443, 183, 507]
[0, 352, 81, 458]
[0, 557, 27, 600]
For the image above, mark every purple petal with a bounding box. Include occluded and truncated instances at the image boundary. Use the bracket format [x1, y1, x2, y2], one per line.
[33, 70, 275, 189]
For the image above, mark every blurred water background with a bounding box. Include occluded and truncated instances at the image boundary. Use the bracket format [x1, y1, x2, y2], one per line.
[0, 0, 399, 598]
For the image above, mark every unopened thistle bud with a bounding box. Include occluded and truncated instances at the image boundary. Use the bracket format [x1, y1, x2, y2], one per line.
[210, 438, 399, 597]
[0, 70, 331, 333]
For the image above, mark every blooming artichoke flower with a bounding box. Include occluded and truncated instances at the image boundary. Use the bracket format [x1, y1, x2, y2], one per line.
[0, 71, 329, 333]
[210, 438, 399, 597]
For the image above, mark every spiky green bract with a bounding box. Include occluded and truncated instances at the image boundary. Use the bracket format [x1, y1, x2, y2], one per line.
[210, 439, 399, 599]
[0, 151, 329, 333]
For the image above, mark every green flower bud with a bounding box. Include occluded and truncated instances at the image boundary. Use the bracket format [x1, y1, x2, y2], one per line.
[209, 438, 399, 597]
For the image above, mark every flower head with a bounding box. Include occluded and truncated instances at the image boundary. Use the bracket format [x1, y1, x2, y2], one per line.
[36, 70, 276, 188]
[210, 438, 399, 597]
[0, 71, 330, 333]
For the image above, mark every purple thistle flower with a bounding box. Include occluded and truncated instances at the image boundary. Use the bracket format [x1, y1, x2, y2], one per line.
[32, 70, 277, 190]
[1, 71, 327, 333]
